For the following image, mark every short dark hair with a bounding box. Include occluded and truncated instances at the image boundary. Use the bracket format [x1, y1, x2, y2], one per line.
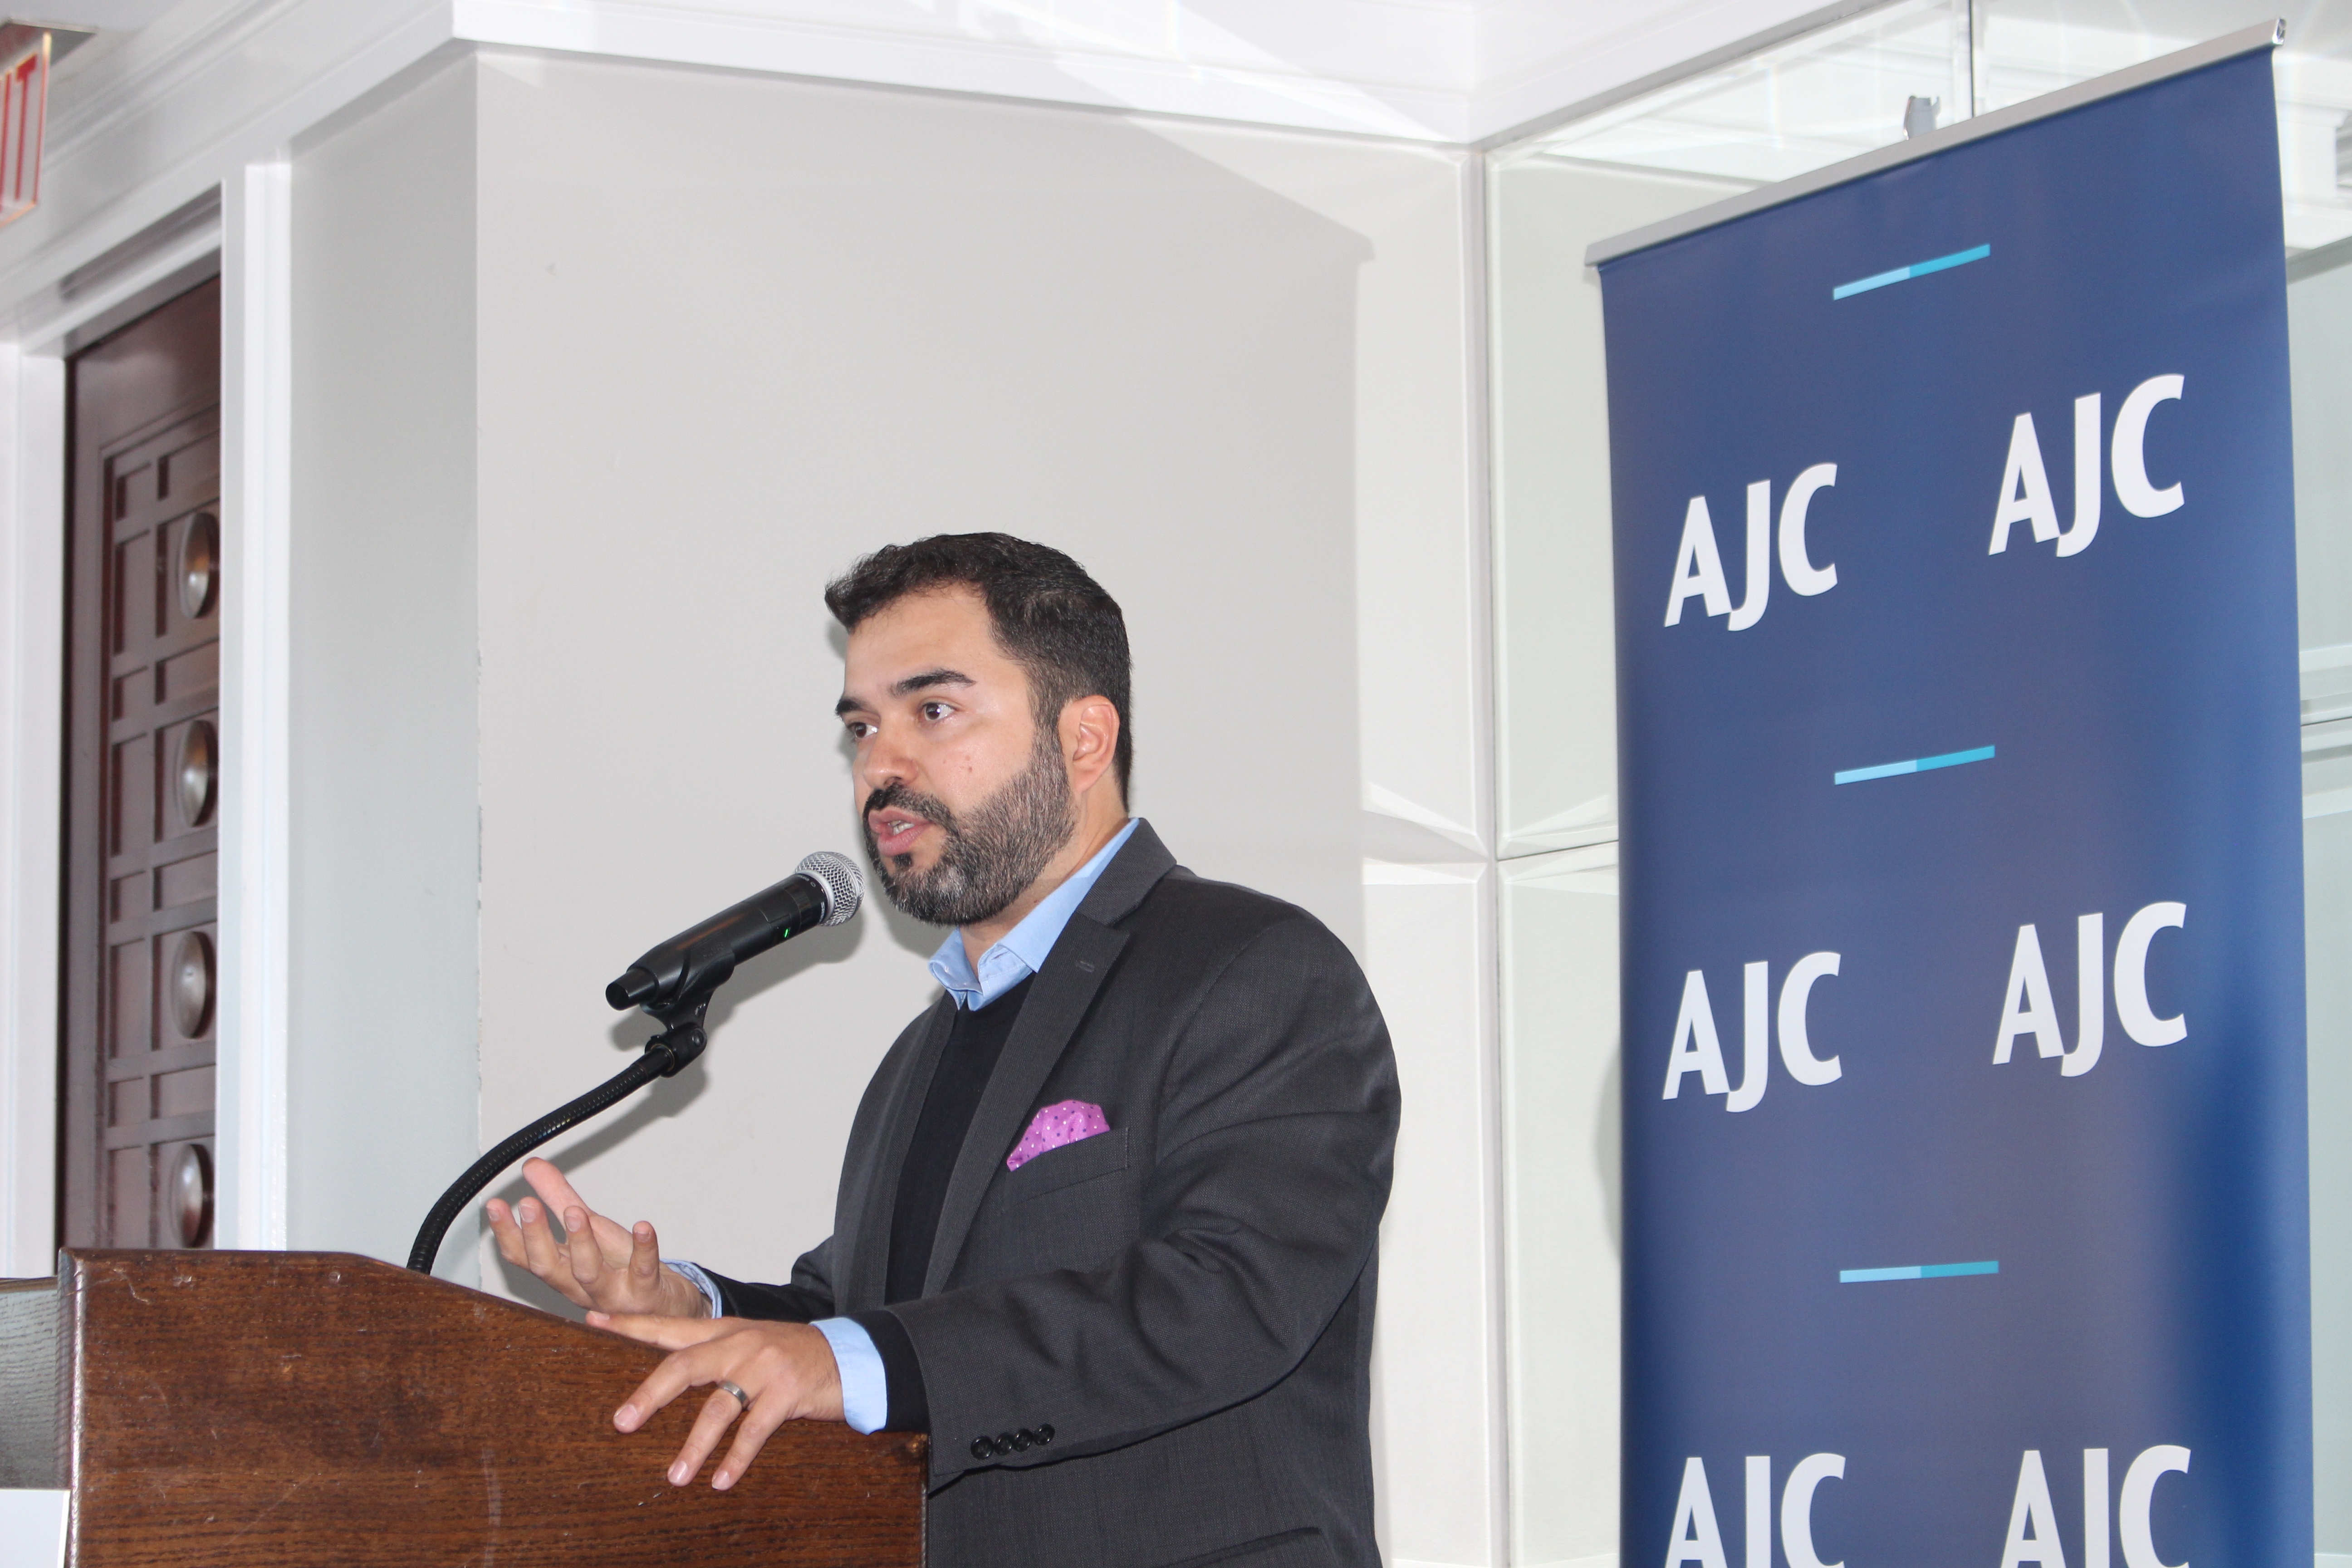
[826, 534, 1132, 795]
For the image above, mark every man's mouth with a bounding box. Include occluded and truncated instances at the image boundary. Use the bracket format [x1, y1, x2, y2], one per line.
[867, 811, 932, 858]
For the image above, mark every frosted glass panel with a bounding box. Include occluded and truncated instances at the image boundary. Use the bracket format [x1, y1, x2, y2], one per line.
[1521, 0, 1968, 186]
[1979, 0, 2352, 247]
[2307, 813, 2352, 1553]
[1489, 157, 1743, 860]
[1498, 847, 1621, 1568]
[2292, 245, 2352, 1555]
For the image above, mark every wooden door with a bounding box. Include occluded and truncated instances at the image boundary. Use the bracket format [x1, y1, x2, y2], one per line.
[60, 278, 222, 1250]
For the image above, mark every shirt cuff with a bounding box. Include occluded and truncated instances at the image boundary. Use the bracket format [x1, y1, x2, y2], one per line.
[661, 1258, 725, 1319]
[810, 1318, 890, 1434]
[848, 1308, 930, 1434]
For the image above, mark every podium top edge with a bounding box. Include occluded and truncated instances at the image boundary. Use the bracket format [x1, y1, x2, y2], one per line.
[1581, 18, 2285, 269]
[49, 1249, 498, 1298]
[53, 1247, 407, 1271]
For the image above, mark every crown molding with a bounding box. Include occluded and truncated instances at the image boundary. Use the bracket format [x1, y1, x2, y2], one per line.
[455, 0, 1475, 141]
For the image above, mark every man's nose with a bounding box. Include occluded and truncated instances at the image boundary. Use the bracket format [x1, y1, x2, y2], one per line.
[859, 728, 916, 791]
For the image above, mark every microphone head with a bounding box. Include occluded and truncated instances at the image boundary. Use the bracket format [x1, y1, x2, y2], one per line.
[796, 851, 863, 927]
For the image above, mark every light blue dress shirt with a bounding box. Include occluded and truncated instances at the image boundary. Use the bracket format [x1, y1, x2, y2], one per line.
[670, 818, 1139, 1434]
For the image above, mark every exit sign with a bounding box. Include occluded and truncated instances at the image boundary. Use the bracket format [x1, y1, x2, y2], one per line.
[0, 34, 47, 227]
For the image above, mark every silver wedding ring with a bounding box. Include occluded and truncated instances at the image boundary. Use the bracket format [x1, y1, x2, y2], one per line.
[716, 1379, 752, 1410]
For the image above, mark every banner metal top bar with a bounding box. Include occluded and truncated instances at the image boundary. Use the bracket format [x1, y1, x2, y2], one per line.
[1582, 18, 2285, 267]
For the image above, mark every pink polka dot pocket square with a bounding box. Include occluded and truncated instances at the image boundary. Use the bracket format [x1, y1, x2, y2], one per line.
[1006, 1099, 1112, 1171]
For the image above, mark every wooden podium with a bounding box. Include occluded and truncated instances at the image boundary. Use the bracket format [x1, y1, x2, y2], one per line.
[0, 1250, 926, 1566]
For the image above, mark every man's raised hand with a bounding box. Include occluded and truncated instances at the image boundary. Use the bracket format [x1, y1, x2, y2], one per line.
[485, 1157, 708, 1318]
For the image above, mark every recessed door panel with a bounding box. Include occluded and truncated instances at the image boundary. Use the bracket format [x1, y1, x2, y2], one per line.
[63, 277, 220, 1250]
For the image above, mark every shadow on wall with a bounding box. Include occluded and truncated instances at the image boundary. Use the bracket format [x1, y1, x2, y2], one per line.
[489, 915, 869, 1311]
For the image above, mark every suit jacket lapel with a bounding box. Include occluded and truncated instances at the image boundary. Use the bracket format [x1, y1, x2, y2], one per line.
[842, 994, 955, 1312]
[919, 820, 1177, 1296]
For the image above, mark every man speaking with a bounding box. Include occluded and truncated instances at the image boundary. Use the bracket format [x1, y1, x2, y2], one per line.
[487, 534, 1400, 1568]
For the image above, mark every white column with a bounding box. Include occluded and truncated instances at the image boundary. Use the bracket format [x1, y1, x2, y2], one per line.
[215, 161, 293, 1250]
[0, 341, 65, 1277]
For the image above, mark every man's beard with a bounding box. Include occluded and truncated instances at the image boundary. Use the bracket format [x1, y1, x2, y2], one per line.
[862, 738, 1075, 926]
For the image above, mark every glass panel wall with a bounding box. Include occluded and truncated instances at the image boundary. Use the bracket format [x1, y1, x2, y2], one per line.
[1976, 0, 2352, 247]
[1490, 3, 2351, 1558]
[1529, 0, 1970, 186]
[2289, 239, 2352, 1554]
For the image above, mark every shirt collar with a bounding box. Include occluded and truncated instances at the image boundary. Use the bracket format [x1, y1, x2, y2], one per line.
[928, 818, 1140, 1010]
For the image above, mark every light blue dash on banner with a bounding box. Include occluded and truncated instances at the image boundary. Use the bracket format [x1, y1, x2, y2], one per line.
[1832, 243, 1992, 300]
[1834, 745, 1994, 786]
[1841, 1260, 1999, 1283]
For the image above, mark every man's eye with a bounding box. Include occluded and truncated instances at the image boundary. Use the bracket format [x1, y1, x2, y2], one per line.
[920, 702, 954, 722]
[844, 721, 874, 740]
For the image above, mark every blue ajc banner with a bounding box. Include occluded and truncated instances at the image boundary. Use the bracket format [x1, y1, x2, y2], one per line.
[1601, 41, 2310, 1568]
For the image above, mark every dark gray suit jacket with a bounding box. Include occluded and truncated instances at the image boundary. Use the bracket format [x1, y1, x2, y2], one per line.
[727, 821, 1398, 1568]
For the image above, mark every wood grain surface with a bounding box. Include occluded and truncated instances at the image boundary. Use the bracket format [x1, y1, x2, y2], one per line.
[44, 1250, 924, 1566]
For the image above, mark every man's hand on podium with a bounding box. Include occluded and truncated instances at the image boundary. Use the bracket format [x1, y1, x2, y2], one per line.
[591, 1312, 847, 1490]
[485, 1157, 709, 1319]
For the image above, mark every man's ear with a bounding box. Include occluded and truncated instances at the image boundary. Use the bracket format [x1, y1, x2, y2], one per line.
[1061, 695, 1122, 795]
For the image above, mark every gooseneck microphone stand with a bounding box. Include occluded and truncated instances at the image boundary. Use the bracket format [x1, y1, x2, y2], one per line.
[405, 991, 715, 1275]
[405, 852, 862, 1276]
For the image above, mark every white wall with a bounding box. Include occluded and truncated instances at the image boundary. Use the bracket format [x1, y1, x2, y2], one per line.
[285, 56, 482, 1275]
[0, 345, 64, 1277]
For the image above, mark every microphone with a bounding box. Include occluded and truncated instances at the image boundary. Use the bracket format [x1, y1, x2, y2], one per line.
[605, 851, 863, 1014]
